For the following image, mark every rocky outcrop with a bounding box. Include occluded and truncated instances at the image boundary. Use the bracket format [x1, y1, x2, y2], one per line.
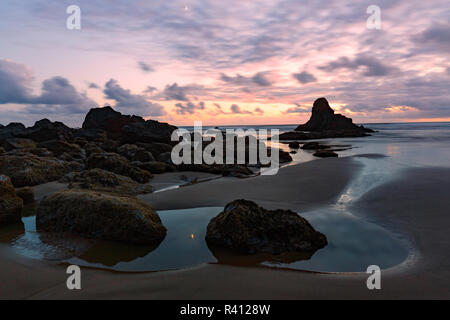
[82, 106, 145, 139]
[0, 153, 81, 187]
[288, 141, 300, 149]
[0, 175, 23, 225]
[15, 119, 74, 142]
[279, 97, 373, 141]
[205, 199, 327, 254]
[296, 97, 373, 133]
[82, 106, 177, 143]
[61, 169, 153, 195]
[86, 152, 152, 183]
[36, 190, 166, 245]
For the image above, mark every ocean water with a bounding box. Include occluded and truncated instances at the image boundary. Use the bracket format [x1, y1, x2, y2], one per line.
[1, 122, 449, 272]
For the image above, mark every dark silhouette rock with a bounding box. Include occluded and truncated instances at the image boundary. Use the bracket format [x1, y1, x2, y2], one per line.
[134, 161, 175, 174]
[36, 190, 166, 245]
[296, 97, 372, 132]
[120, 120, 177, 144]
[206, 199, 327, 254]
[16, 119, 73, 142]
[0, 175, 23, 226]
[82, 106, 145, 139]
[279, 98, 373, 141]
[2, 138, 36, 151]
[313, 150, 338, 158]
[288, 141, 300, 149]
[301, 142, 329, 150]
[82, 106, 177, 143]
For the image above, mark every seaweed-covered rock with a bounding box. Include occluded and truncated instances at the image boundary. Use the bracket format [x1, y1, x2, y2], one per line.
[0, 153, 78, 187]
[61, 169, 152, 195]
[0, 175, 23, 225]
[117, 144, 155, 162]
[87, 152, 152, 183]
[36, 190, 166, 245]
[206, 199, 327, 254]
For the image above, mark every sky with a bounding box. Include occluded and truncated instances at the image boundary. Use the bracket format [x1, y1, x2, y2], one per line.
[0, 0, 449, 127]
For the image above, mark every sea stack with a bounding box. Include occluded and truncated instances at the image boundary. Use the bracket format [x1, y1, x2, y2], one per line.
[279, 97, 373, 140]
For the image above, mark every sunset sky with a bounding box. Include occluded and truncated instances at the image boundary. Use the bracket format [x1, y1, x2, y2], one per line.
[0, 0, 449, 127]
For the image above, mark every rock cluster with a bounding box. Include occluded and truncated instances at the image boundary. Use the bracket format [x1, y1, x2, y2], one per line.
[205, 199, 327, 254]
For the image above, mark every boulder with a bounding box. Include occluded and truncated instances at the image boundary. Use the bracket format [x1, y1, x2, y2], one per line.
[0, 175, 23, 225]
[36, 190, 166, 245]
[87, 152, 152, 183]
[313, 150, 338, 158]
[0, 153, 79, 187]
[15, 187, 35, 205]
[206, 200, 327, 254]
[136, 142, 173, 159]
[117, 144, 155, 162]
[61, 169, 153, 195]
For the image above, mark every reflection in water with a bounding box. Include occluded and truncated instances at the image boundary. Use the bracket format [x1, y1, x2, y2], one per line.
[208, 243, 315, 267]
[386, 145, 400, 156]
[6, 207, 408, 273]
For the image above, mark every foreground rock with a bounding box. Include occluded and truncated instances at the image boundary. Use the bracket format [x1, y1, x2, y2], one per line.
[0, 153, 81, 187]
[279, 97, 373, 140]
[206, 199, 327, 254]
[0, 175, 23, 226]
[61, 169, 153, 195]
[36, 190, 166, 245]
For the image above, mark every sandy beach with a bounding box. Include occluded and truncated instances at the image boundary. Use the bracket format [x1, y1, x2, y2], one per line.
[1, 157, 449, 300]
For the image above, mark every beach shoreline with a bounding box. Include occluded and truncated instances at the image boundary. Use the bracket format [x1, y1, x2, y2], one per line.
[1, 157, 449, 299]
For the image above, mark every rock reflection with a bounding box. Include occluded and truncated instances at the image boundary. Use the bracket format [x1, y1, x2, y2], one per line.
[207, 243, 317, 267]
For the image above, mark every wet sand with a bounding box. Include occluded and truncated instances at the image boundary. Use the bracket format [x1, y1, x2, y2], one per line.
[1, 159, 450, 299]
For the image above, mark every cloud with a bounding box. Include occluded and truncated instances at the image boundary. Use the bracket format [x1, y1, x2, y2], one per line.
[231, 104, 252, 114]
[318, 54, 395, 77]
[0, 59, 97, 115]
[0, 59, 33, 103]
[251, 72, 272, 86]
[412, 24, 450, 51]
[254, 107, 264, 115]
[284, 104, 310, 114]
[293, 71, 317, 84]
[88, 82, 100, 89]
[221, 71, 273, 87]
[104, 79, 165, 116]
[161, 83, 190, 101]
[174, 101, 205, 115]
[138, 61, 154, 73]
